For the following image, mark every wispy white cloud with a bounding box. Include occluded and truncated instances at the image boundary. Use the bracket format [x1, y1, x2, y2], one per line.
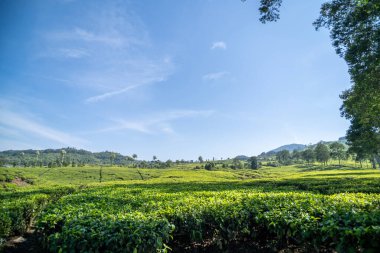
[58, 48, 89, 58]
[85, 85, 140, 103]
[202, 71, 229, 81]
[211, 41, 227, 50]
[48, 27, 127, 48]
[84, 57, 174, 103]
[0, 109, 86, 146]
[97, 109, 214, 135]
[37, 3, 174, 103]
[38, 48, 89, 59]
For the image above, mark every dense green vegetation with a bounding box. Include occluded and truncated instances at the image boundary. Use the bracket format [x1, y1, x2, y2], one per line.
[0, 148, 191, 168]
[1, 163, 379, 252]
[255, 0, 380, 169]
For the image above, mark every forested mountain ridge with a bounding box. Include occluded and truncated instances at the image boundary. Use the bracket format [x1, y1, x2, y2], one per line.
[0, 148, 129, 167]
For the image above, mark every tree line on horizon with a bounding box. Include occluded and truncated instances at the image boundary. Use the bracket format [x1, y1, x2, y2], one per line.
[2, 139, 377, 170]
[270, 142, 376, 168]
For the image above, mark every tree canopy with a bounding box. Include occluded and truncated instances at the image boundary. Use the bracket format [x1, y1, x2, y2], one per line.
[315, 143, 330, 165]
[314, 0, 380, 164]
[250, 0, 380, 164]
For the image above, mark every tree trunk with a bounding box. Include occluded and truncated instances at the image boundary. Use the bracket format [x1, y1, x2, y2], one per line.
[371, 158, 376, 169]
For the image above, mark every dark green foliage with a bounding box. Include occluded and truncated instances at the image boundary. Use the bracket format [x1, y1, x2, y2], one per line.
[248, 0, 380, 168]
[230, 159, 244, 169]
[302, 149, 315, 164]
[330, 142, 347, 165]
[276, 150, 291, 165]
[249, 156, 259, 169]
[0, 187, 76, 249]
[314, 0, 380, 161]
[315, 143, 330, 165]
[346, 118, 380, 167]
[266, 161, 280, 167]
[0, 148, 130, 167]
[314, 0, 380, 79]
[242, 0, 283, 23]
[34, 187, 380, 253]
[204, 162, 215, 170]
[1, 166, 380, 252]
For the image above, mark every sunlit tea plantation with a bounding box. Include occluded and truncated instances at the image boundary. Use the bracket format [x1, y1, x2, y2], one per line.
[1, 161, 380, 252]
[1, 0, 380, 252]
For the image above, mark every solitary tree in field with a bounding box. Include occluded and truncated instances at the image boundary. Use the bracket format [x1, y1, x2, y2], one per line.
[249, 156, 259, 170]
[329, 142, 346, 166]
[198, 156, 204, 163]
[315, 143, 330, 165]
[153, 155, 157, 161]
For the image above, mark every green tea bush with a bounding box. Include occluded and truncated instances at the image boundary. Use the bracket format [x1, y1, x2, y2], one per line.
[35, 186, 380, 252]
[0, 186, 77, 249]
[0, 194, 49, 249]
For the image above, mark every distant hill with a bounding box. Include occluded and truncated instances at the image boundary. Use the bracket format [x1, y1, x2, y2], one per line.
[234, 155, 250, 161]
[0, 148, 131, 167]
[268, 144, 307, 154]
[264, 137, 348, 156]
[234, 137, 348, 159]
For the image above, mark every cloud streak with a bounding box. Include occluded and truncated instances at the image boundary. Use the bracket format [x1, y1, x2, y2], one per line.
[84, 57, 174, 103]
[46, 26, 138, 48]
[0, 109, 86, 146]
[97, 109, 214, 135]
[202, 71, 229, 81]
[37, 3, 174, 103]
[85, 84, 140, 103]
[211, 41, 227, 50]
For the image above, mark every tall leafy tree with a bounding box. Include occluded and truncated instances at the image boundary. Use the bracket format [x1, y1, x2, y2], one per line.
[246, 0, 380, 166]
[315, 143, 330, 165]
[249, 156, 259, 169]
[314, 0, 380, 165]
[302, 149, 315, 165]
[329, 142, 346, 166]
[292, 150, 302, 162]
[276, 150, 291, 165]
[346, 118, 380, 168]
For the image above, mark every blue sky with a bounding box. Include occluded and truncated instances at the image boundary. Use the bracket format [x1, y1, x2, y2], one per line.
[0, 0, 351, 160]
